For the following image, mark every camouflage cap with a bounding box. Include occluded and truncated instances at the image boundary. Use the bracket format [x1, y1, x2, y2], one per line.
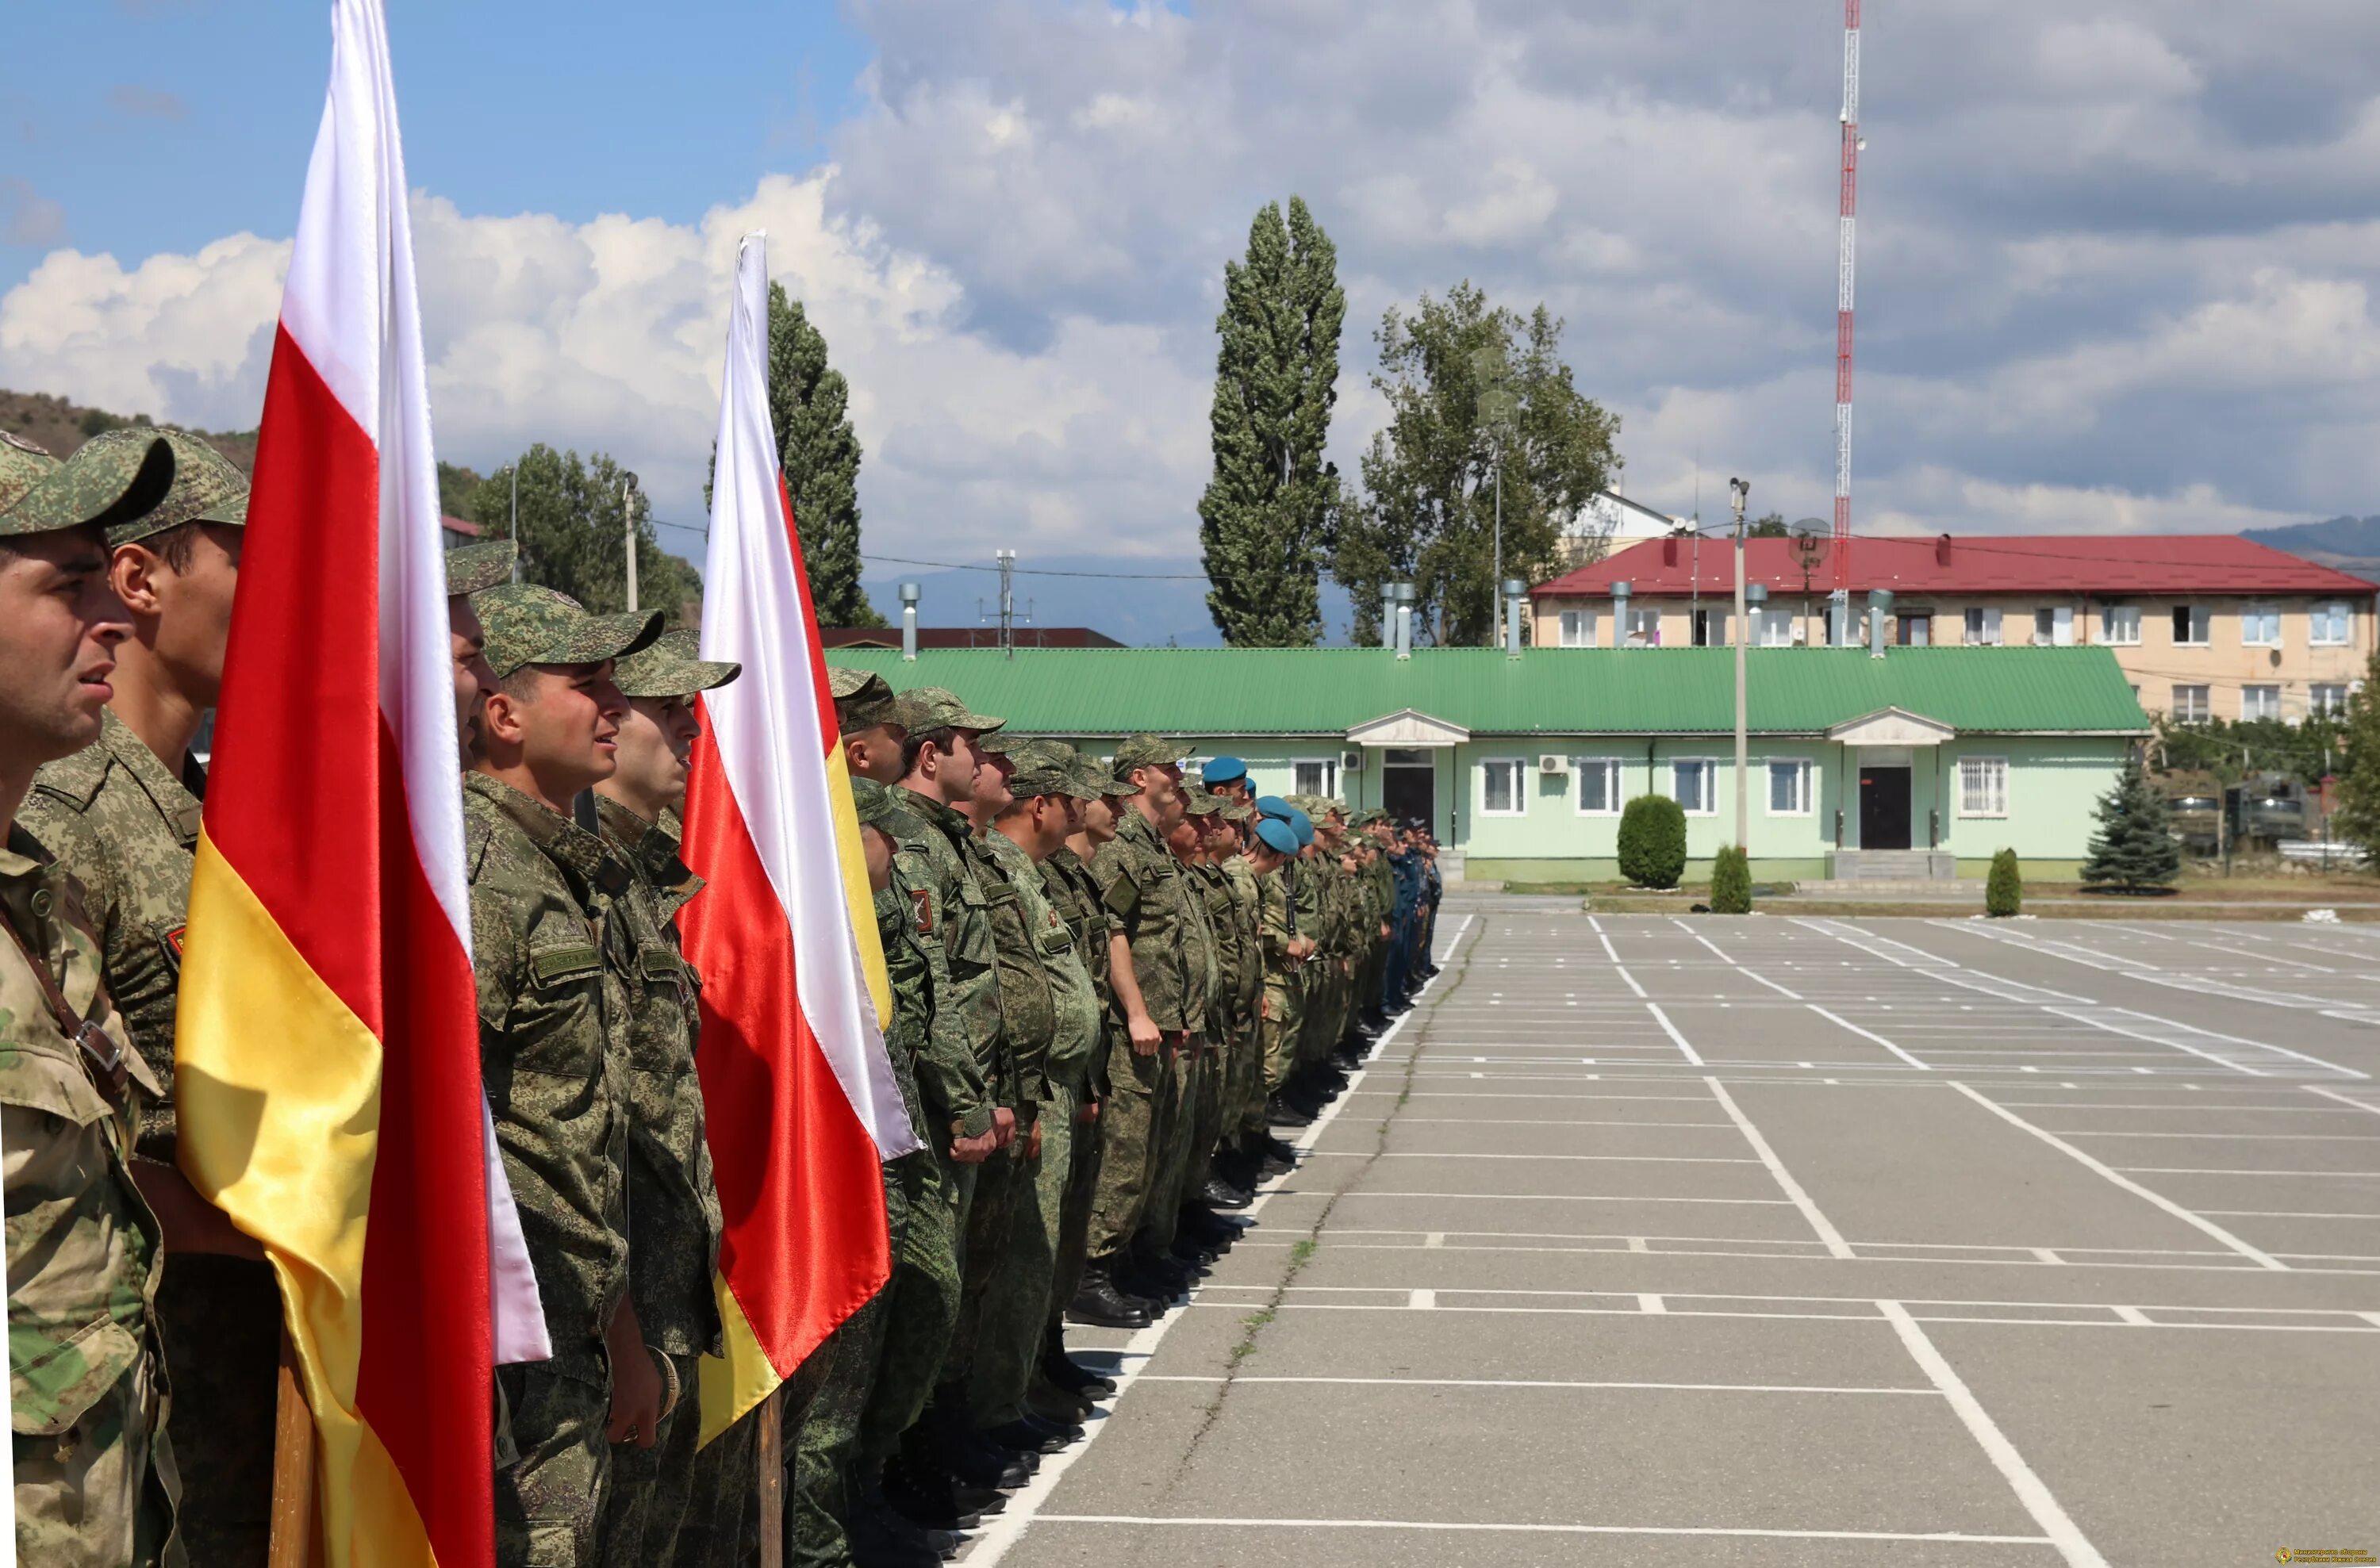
[105, 429, 249, 547]
[1007, 760, 1100, 802]
[995, 738, 1065, 769]
[446, 539, 516, 597]
[473, 581, 663, 678]
[1111, 734, 1185, 776]
[850, 775, 898, 829]
[1076, 753, 1140, 797]
[829, 667, 901, 731]
[1219, 800, 1255, 823]
[616, 627, 741, 699]
[1, 431, 175, 539]
[827, 665, 879, 700]
[1181, 788, 1225, 817]
[0, 431, 59, 515]
[892, 685, 1004, 735]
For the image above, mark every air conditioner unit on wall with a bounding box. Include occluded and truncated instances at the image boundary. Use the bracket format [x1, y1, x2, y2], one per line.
[1342, 750, 1365, 772]
[1539, 754, 1569, 776]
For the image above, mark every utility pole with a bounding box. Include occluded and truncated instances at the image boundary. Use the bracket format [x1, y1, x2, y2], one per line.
[1831, 0, 1866, 644]
[621, 471, 640, 613]
[1473, 346, 1518, 648]
[996, 548, 1016, 659]
[1731, 477, 1751, 850]
[509, 462, 522, 583]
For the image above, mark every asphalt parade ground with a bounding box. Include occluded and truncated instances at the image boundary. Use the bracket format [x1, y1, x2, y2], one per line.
[977, 899, 2380, 1568]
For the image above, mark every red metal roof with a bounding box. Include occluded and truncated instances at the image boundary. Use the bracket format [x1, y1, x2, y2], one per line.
[1532, 534, 2378, 600]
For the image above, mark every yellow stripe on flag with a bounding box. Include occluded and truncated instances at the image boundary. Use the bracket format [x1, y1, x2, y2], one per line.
[824, 746, 892, 1028]
[176, 835, 434, 1567]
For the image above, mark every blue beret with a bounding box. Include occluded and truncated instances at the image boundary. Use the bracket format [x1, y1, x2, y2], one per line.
[1202, 755, 1248, 787]
[1253, 818, 1298, 855]
[1286, 807, 1314, 845]
[1254, 794, 1292, 820]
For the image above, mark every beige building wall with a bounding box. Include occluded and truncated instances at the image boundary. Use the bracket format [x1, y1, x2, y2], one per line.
[1531, 590, 2373, 723]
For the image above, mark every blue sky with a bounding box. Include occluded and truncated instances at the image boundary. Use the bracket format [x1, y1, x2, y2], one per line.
[7, 2, 2380, 645]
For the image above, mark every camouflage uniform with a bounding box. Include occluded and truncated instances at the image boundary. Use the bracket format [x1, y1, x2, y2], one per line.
[1217, 849, 1267, 1150]
[969, 767, 1101, 1428]
[21, 435, 270, 1568]
[1257, 861, 1304, 1096]
[2, 823, 179, 1568]
[1135, 808, 1215, 1256]
[1036, 838, 1111, 1327]
[1084, 807, 1192, 1263]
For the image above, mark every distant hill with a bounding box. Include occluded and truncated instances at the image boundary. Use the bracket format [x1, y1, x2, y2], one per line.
[2242, 514, 2380, 580]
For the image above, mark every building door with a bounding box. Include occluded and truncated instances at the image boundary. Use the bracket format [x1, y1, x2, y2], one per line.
[1382, 747, 1434, 829]
[1859, 765, 1912, 850]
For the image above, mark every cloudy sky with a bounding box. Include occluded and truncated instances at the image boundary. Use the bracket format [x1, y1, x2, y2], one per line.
[7, 0, 2380, 594]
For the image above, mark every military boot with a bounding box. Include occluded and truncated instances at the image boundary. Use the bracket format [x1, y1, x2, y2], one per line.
[1066, 1259, 1153, 1329]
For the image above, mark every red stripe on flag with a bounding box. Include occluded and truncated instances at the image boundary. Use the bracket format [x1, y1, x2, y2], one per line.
[679, 738, 890, 1374]
[777, 475, 840, 757]
[213, 323, 492, 1565]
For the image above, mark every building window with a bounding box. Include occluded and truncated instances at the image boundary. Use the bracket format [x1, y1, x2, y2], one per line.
[2171, 684, 2210, 723]
[2100, 605, 2141, 645]
[1292, 758, 1338, 798]
[1691, 608, 1729, 647]
[2311, 602, 2353, 647]
[2241, 605, 2282, 648]
[1670, 760, 1716, 815]
[1625, 607, 1662, 646]
[2173, 604, 2211, 646]
[2033, 606, 2074, 646]
[1957, 756, 2009, 818]
[1575, 758, 1622, 815]
[2241, 684, 2282, 722]
[1558, 609, 1599, 647]
[1767, 759, 1812, 815]
[1964, 607, 2002, 646]
[1897, 613, 1933, 646]
[2312, 684, 2351, 718]
[1754, 608, 1796, 647]
[1480, 759, 1526, 817]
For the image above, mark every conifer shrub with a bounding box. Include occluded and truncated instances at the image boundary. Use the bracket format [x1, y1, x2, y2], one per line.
[1985, 847, 2022, 917]
[1710, 844, 1752, 913]
[1618, 795, 1687, 889]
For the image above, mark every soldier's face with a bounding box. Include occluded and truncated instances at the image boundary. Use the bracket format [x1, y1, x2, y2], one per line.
[497, 661, 627, 796]
[448, 596, 497, 762]
[0, 528, 132, 777]
[139, 521, 243, 704]
[1084, 794, 1120, 842]
[967, 739, 1014, 814]
[1166, 817, 1200, 858]
[845, 722, 908, 785]
[612, 694, 696, 812]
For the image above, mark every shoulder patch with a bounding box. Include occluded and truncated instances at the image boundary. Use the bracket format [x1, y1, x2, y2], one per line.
[1102, 875, 1141, 918]
[911, 887, 935, 936]
[528, 943, 602, 987]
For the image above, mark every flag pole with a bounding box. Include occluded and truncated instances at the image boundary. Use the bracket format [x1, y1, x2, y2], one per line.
[266, 1330, 322, 1568]
[755, 1388, 784, 1568]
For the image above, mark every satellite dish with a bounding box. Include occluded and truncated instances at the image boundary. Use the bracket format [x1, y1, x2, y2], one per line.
[1788, 518, 1830, 571]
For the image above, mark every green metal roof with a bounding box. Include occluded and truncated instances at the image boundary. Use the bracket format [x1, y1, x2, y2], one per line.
[823, 646, 2148, 738]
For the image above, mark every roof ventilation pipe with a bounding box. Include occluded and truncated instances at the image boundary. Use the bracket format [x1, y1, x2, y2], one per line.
[1394, 582, 1416, 661]
[900, 581, 921, 661]
[1503, 579, 1526, 657]
[1380, 585, 1397, 648]
[1936, 533, 1952, 567]
[1745, 582, 1768, 646]
[1868, 588, 1894, 660]
[1612, 580, 1633, 647]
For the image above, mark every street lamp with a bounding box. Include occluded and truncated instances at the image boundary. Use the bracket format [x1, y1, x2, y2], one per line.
[621, 472, 641, 613]
[1730, 477, 1751, 852]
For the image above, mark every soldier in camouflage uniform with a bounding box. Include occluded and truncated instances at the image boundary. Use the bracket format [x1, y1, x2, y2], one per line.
[2, 428, 185, 1568]
[585, 630, 739, 1567]
[1205, 797, 1267, 1205]
[969, 747, 1103, 1451]
[465, 582, 662, 1568]
[1081, 736, 1193, 1311]
[446, 539, 513, 763]
[831, 666, 908, 785]
[21, 430, 276, 1568]
[1129, 768, 1216, 1274]
[1173, 796, 1241, 1233]
[1254, 799, 1315, 1141]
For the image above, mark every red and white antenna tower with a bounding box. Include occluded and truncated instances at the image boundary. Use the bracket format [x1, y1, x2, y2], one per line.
[1831, 0, 1863, 639]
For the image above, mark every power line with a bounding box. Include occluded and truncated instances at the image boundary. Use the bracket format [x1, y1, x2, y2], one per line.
[863, 552, 1207, 581]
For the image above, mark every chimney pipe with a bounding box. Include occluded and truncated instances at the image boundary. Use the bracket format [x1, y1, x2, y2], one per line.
[1612, 580, 1633, 647]
[1745, 581, 1768, 646]
[1380, 585, 1396, 648]
[1503, 578, 1526, 656]
[899, 581, 920, 661]
[1935, 533, 1952, 567]
[1662, 534, 1679, 567]
[1394, 581, 1415, 661]
[1868, 588, 1894, 659]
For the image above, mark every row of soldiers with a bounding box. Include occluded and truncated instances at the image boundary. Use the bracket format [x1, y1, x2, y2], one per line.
[826, 677, 1441, 1566]
[0, 424, 1441, 1568]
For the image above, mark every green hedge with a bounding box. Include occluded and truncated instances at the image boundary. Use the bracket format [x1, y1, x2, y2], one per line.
[1618, 795, 1687, 889]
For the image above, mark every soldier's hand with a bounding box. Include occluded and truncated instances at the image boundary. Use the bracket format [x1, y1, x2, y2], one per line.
[133, 1161, 267, 1259]
[1127, 1010, 1162, 1056]
[1078, 1099, 1101, 1125]
[1027, 1118, 1044, 1160]
[950, 1126, 998, 1164]
[604, 1302, 664, 1449]
[1380, 922, 1391, 939]
[992, 1106, 1018, 1148]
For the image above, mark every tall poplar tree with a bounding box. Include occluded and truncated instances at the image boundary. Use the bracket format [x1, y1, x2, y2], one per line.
[766, 282, 881, 626]
[1198, 197, 1344, 646]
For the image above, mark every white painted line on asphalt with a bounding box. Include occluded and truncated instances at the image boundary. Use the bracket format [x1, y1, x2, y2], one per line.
[1948, 1083, 2290, 1271]
[1646, 1003, 1704, 1064]
[2032, 1249, 2062, 1263]
[1409, 1289, 1436, 1309]
[965, 912, 1476, 1568]
[2117, 1167, 2380, 1178]
[1614, 963, 1648, 998]
[2110, 1305, 2153, 1325]
[2039, 1007, 2268, 1077]
[1807, 1004, 1931, 1070]
[1422, 1231, 1445, 1248]
[1031, 1516, 2053, 1545]
[2306, 1087, 2380, 1120]
[1183, 1300, 2380, 1332]
[1638, 1293, 1667, 1313]
[1133, 1374, 1943, 1394]
[1705, 1076, 1856, 1258]
[2049, 1130, 2380, 1141]
[1299, 1149, 1760, 1164]
[2198, 1209, 2380, 1219]
[1879, 1300, 2114, 1568]
[1332, 1190, 1795, 1206]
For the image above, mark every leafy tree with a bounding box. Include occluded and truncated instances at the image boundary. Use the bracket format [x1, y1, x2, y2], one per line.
[2332, 647, 2380, 863]
[1709, 845, 1752, 913]
[2152, 713, 2347, 789]
[1618, 795, 1687, 889]
[766, 284, 879, 626]
[1332, 282, 1618, 646]
[1199, 197, 1344, 646]
[1746, 512, 1789, 539]
[437, 461, 484, 523]
[470, 444, 701, 621]
[2080, 757, 2182, 893]
[1985, 848, 2022, 916]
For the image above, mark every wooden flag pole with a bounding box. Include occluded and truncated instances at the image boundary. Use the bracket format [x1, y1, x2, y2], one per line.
[266, 1331, 322, 1568]
[756, 1387, 785, 1568]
